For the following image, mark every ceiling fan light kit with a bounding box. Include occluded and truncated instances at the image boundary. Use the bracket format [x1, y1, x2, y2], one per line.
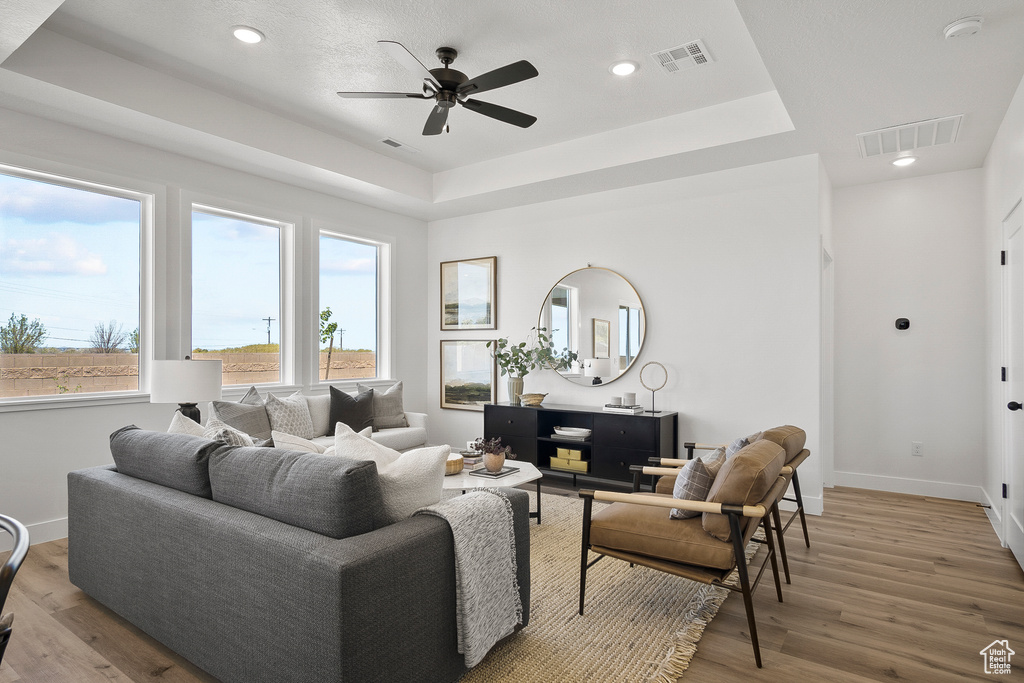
[338, 40, 539, 136]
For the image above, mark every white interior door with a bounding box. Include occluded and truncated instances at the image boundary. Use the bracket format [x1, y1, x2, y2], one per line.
[1003, 203, 1024, 569]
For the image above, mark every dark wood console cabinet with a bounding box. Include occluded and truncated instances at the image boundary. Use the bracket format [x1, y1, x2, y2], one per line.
[483, 403, 678, 485]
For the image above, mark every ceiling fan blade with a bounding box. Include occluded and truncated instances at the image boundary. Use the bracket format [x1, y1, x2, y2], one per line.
[379, 40, 441, 90]
[457, 60, 538, 96]
[460, 99, 537, 128]
[422, 104, 450, 135]
[337, 91, 430, 99]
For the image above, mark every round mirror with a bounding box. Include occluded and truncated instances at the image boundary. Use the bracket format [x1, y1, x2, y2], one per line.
[537, 266, 645, 386]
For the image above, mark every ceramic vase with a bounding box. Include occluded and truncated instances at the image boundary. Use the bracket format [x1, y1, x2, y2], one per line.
[483, 451, 505, 473]
[507, 376, 524, 406]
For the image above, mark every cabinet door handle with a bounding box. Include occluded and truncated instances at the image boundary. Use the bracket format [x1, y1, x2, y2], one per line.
[619, 430, 625, 435]
[507, 419, 514, 424]
[618, 461, 625, 467]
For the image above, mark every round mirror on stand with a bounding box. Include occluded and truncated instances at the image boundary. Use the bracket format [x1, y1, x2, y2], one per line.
[537, 266, 646, 386]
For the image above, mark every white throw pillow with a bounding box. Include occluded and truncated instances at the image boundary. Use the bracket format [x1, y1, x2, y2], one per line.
[264, 391, 315, 439]
[334, 421, 448, 522]
[167, 410, 206, 437]
[271, 430, 326, 454]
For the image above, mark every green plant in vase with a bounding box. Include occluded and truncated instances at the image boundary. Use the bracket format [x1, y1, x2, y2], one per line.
[487, 327, 555, 405]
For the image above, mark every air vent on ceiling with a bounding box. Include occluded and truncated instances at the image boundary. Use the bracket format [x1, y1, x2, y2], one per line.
[379, 137, 419, 153]
[856, 115, 962, 158]
[650, 40, 713, 74]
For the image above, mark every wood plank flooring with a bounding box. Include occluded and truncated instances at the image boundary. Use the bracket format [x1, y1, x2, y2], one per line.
[0, 486, 1020, 682]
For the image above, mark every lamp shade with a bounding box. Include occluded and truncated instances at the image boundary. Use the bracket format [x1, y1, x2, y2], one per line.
[149, 360, 223, 404]
[584, 358, 613, 377]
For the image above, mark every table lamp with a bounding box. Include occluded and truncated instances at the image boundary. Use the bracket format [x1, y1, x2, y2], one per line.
[583, 358, 613, 385]
[150, 359, 223, 422]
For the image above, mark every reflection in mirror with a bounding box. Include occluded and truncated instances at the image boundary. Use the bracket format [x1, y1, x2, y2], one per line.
[538, 267, 645, 386]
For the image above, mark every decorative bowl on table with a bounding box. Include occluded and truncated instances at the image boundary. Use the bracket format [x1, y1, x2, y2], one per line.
[445, 453, 464, 475]
[520, 393, 547, 406]
[553, 426, 591, 438]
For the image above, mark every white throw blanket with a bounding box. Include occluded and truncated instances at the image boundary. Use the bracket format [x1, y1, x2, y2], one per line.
[416, 489, 522, 667]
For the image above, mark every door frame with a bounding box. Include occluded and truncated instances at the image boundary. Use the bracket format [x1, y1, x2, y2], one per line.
[1001, 198, 1022, 553]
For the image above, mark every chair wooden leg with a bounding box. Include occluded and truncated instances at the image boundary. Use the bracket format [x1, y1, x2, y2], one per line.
[771, 502, 791, 584]
[761, 515, 783, 603]
[729, 514, 762, 668]
[579, 495, 593, 615]
[792, 470, 810, 548]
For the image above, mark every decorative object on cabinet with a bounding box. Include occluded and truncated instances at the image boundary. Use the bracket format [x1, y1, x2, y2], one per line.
[520, 392, 547, 406]
[583, 358, 613, 385]
[484, 402, 677, 485]
[487, 327, 559, 406]
[440, 340, 496, 411]
[440, 256, 496, 330]
[639, 361, 668, 414]
[538, 266, 645, 386]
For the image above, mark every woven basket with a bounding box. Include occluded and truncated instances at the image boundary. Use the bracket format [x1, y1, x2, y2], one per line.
[445, 453, 464, 475]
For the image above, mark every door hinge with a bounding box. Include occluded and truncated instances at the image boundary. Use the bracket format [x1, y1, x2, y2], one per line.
[1003, 366, 1008, 382]
[1003, 483, 1008, 499]
[1002, 250, 1007, 265]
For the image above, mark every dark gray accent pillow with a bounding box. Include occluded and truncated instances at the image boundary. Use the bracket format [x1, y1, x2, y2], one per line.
[109, 425, 218, 498]
[329, 385, 374, 434]
[210, 398, 272, 442]
[208, 445, 385, 539]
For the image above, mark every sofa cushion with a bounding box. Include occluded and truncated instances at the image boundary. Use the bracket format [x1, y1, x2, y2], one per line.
[109, 425, 218, 498]
[702, 440, 785, 542]
[264, 391, 315, 439]
[751, 425, 807, 464]
[208, 445, 384, 538]
[329, 385, 375, 435]
[358, 381, 408, 431]
[370, 426, 428, 451]
[271, 430, 327, 454]
[210, 395, 273, 442]
[305, 393, 331, 437]
[591, 495, 738, 571]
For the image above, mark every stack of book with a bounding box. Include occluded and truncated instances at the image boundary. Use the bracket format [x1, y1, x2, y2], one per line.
[459, 451, 485, 471]
[603, 404, 644, 414]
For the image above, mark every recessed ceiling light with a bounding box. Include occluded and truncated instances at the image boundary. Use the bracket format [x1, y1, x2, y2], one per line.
[232, 26, 264, 44]
[609, 61, 638, 76]
[892, 155, 917, 167]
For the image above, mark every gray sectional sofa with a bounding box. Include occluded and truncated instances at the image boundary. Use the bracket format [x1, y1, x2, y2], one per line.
[67, 427, 531, 683]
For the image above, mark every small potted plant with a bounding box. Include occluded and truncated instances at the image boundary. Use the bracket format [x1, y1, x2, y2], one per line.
[472, 436, 515, 473]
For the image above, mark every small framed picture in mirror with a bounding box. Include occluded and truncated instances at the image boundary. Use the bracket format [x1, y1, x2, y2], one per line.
[593, 318, 610, 358]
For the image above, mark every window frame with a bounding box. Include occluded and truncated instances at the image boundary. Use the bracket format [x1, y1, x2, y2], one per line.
[315, 227, 391, 385]
[0, 160, 156, 410]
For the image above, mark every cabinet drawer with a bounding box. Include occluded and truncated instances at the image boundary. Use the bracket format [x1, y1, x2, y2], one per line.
[594, 415, 656, 450]
[485, 406, 537, 437]
[592, 446, 653, 482]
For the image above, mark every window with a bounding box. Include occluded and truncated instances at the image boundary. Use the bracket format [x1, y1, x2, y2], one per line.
[318, 232, 379, 381]
[191, 207, 283, 385]
[0, 168, 143, 399]
[619, 304, 641, 368]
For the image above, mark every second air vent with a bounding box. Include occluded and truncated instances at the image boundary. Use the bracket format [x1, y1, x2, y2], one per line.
[651, 40, 713, 74]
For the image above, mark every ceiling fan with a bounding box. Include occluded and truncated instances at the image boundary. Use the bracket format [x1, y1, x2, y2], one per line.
[337, 41, 539, 136]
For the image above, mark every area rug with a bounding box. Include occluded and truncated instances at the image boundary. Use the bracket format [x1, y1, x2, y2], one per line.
[454, 490, 759, 683]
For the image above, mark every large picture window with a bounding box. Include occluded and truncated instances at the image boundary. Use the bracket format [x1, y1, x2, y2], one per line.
[191, 207, 283, 385]
[319, 232, 379, 381]
[0, 169, 142, 399]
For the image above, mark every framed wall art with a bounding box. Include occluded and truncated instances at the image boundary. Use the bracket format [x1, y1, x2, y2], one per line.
[593, 318, 610, 358]
[440, 340, 497, 411]
[440, 256, 496, 330]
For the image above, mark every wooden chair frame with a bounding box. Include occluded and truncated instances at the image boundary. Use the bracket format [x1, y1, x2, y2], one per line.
[578, 477, 788, 668]
[0, 514, 30, 667]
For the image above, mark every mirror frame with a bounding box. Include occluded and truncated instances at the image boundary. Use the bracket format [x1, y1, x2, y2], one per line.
[537, 266, 645, 387]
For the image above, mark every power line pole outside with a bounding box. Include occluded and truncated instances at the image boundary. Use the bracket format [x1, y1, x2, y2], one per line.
[338, 328, 345, 352]
[263, 317, 275, 345]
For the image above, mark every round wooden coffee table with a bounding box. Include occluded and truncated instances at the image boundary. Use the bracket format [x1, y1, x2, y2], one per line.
[443, 459, 543, 524]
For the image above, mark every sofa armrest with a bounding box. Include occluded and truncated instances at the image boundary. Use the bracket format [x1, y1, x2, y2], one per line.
[405, 411, 427, 429]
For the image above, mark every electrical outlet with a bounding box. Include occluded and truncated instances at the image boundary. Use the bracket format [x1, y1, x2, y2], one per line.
[911, 441, 923, 457]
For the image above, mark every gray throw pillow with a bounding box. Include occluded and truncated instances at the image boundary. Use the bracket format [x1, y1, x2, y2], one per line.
[203, 418, 255, 447]
[670, 458, 716, 520]
[700, 447, 727, 476]
[109, 425, 217, 498]
[329, 385, 374, 434]
[208, 445, 385, 538]
[210, 396, 272, 442]
[357, 381, 408, 431]
[725, 436, 749, 458]
[264, 391, 315, 439]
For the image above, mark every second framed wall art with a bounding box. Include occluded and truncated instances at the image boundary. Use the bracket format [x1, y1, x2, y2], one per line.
[440, 340, 497, 411]
[440, 256, 496, 330]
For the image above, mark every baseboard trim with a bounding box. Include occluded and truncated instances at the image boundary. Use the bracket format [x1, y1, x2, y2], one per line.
[0, 516, 68, 551]
[980, 487, 1006, 546]
[833, 471, 982, 503]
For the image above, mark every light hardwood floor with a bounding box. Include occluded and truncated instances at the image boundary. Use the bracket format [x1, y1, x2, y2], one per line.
[1, 486, 1021, 682]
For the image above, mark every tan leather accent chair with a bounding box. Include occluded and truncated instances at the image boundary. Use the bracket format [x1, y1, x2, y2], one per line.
[579, 440, 789, 668]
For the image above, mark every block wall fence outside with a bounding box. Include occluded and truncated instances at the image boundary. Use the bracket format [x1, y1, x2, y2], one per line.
[0, 351, 376, 396]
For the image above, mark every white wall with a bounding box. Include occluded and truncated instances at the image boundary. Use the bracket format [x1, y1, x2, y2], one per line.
[832, 169, 986, 501]
[983, 72, 1024, 535]
[0, 108, 428, 546]
[427, 155, 826, 513]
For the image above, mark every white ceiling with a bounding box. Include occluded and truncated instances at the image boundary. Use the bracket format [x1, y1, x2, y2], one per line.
[1, 0, 1023, 220]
